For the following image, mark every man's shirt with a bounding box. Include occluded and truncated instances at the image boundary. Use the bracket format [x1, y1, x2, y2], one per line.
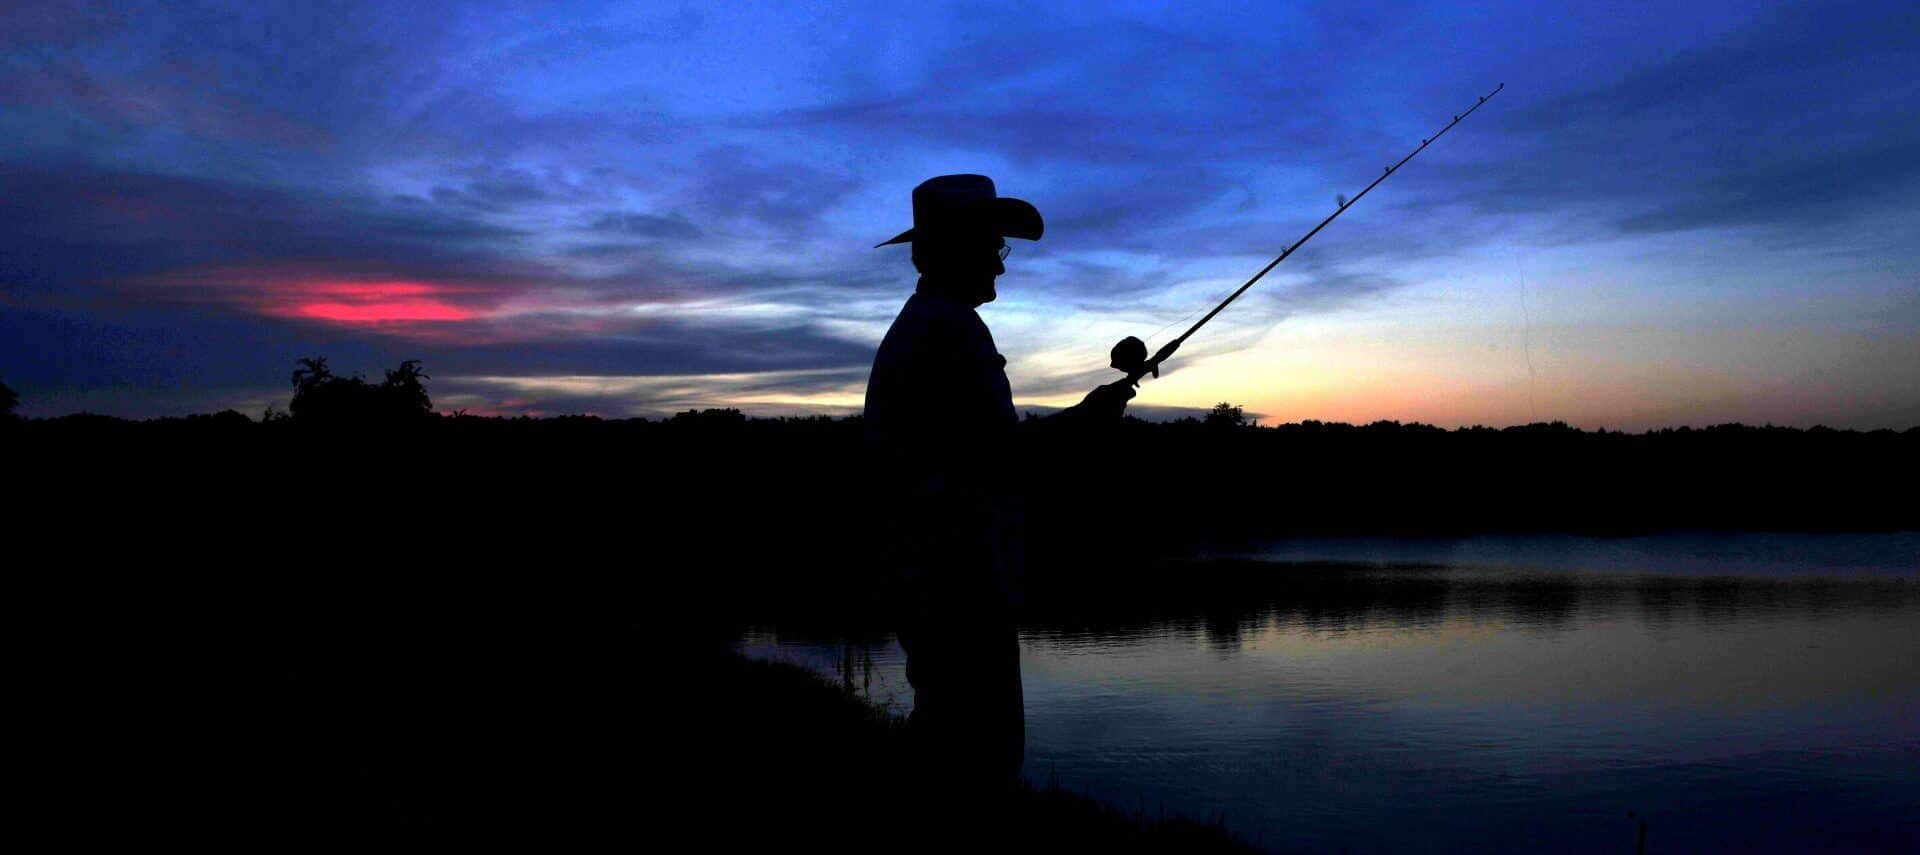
[864, 281, 1025, 610]
[864, 284, 1018, 496]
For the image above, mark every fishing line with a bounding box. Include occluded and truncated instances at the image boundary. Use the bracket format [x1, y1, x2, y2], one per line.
[1144, 288, 1221, 342]
[1143, 306, 1197, 342]
[1512, 236, 1538, 424]
[1110, 84, 1506, 386]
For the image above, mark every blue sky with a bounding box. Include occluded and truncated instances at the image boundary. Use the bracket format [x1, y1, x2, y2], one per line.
[3, 0, 1916, 427]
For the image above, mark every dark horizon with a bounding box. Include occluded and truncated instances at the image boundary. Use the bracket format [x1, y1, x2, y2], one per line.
[4, 356, 1917, 434]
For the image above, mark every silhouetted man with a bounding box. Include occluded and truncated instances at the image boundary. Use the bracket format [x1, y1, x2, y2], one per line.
[865, 174, 1134, 790]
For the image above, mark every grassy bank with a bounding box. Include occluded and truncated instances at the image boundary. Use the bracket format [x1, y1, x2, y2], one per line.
[18, 553, 1254, 851]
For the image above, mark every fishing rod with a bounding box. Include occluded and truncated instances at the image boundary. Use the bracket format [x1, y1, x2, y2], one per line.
[1109, 83, 1505, 385]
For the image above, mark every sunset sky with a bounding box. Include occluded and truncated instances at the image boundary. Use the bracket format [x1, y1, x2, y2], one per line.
[4, 0, 1916, 428]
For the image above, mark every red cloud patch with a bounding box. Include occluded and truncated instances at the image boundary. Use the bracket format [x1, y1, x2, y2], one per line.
[159, 273, 490, 328]
[277, 281, 478, 323]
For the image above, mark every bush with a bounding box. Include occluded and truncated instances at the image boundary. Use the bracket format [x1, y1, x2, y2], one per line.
[287, 357, 433, 423]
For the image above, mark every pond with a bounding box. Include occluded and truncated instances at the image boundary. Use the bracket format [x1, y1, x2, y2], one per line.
[737, 532, 1919, 852]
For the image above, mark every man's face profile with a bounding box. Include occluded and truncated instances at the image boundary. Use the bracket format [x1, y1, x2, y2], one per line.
[917, 228, 1008, 305]
[971, 237, 1008, 304]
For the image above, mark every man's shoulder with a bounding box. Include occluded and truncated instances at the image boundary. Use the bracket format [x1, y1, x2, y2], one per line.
[901, 291, 978, 324]
[886, 293, 987, 348]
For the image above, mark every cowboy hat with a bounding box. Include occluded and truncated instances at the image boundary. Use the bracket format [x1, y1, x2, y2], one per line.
[875, 174, 1043, 248]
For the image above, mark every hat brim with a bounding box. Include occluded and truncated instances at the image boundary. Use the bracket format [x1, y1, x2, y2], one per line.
[875, 197, 1044, 248]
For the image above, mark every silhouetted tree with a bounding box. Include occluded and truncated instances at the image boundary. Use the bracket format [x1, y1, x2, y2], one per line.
[0, 379, 18, 420]
[1204, 402, 1247, 429]
[671, 407, 744, 424]
[289, 355, 359, 422]
[288, 357, 433, 423]
[381, 360, 432, 415]
[290, 356, 332, 394]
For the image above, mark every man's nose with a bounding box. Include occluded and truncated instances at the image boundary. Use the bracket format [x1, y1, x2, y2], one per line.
[993, 255, 1005, 276]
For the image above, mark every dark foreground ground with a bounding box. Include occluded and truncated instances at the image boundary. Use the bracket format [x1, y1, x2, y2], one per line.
[9, 414, 1913, 847]
[22, 585, 1252, 850]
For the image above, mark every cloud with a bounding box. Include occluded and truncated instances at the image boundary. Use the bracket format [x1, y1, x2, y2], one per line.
[1452, 0, 1920, 236]
[437, 366, 870, 418]
[0, 1, 123, 48]
[1618, 139, 1920, 235]
[4, 0, 1916, 426]
[0, 164, 533, 295]
[586, 211, 703, 241]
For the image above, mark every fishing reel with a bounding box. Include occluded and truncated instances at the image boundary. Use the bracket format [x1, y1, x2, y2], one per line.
[1110, 336, 1153, 378]
[1111, 335, 1179, 381]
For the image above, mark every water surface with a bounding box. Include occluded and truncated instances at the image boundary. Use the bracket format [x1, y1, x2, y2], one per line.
[738, 532, 1919, 852]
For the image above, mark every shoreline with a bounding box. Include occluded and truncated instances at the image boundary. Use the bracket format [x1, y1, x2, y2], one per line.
[693, 651, 1259, 852]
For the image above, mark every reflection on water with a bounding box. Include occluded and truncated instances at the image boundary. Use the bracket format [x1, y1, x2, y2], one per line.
[737, 533, 1920, 852]
[1224, 530, 1918, 576]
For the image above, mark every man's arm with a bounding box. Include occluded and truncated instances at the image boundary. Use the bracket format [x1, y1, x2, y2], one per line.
[1040, 379, 1135, 423]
